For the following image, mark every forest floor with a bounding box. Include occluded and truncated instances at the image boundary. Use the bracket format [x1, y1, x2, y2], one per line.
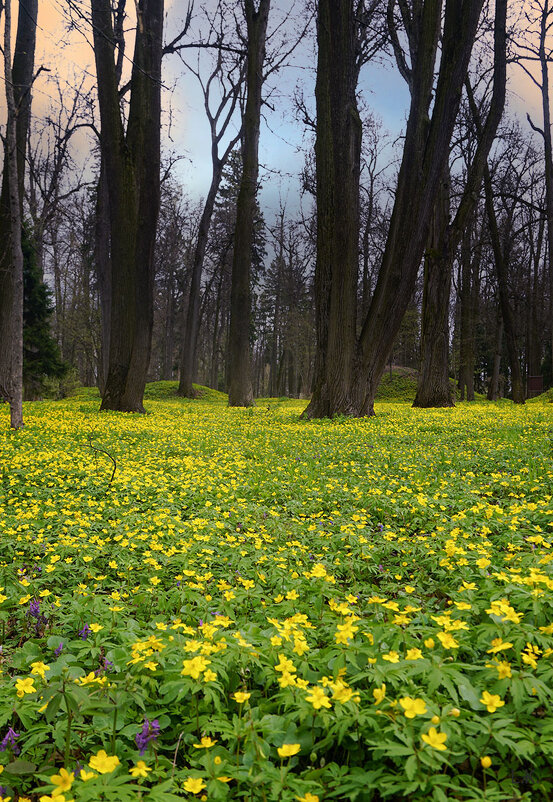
[0, 387, 553, 801]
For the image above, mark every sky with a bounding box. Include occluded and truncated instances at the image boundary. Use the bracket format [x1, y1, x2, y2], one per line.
[2, 0, 548, 227]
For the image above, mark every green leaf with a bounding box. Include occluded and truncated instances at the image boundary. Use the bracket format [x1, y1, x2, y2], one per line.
[5, 758, 37, 774]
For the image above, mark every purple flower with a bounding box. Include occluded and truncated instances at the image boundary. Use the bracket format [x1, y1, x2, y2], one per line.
[135, 718, 160, 755]
[54, 642, 64, 656]
[28, 598, 40, 619]
[1, 727, 20, 754]
[79, 623, 91, 640]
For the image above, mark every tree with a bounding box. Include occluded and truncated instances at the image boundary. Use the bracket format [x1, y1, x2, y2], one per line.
[413, 0, 507, 407]
[0, 0, 38, 428]
[516, 0, 553, 389]
[228, 0, 270, 407]
[91, 0, 164, 412]
[178, 1, 245, 398]
[304, 0, 362, 418]
[304, 0, 485, 418]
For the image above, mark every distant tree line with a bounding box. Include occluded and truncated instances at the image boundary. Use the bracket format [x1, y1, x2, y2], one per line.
[1, 0, 553, 427]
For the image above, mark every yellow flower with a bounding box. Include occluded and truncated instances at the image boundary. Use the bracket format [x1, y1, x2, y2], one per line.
[424, 638, 435, 648]
[129, 761, 151, 778]
[203, 669, 217, 682]
[481, 756, 492, 768]
[382, 651, 400, 663]
[278, 671, 297, 688]
[372, 684, 386, 705]
[50, 767, 74, 794]
[193, 737, 217, 748]
[30, 661, 50, 680]
[406, 648, 423, 660]
[480, 691, 505, 713]
[488, 660, 512, 679]
[487, 638, 513, 654]
[78, 769, 96, 781]
[15, 677, 36, 697]
[278, 743, 301, 757]
[437, 631, 459, 650]
[399, 697, 427, 718]
[421, 727, 447, 751]
[183, 777, 206, 793]
[305, 686, 331, 709]
[89, 623, 103, 633]
[181, 656, 211, 679]
[88, 749, 120, 774]
[296, 794, 320, 802]
[232, 691, 251, 703]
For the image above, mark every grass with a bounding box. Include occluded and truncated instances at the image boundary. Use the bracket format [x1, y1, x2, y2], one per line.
[0, 388, 552, 801]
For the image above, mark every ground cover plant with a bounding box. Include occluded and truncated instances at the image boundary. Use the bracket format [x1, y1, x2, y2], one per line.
[1, 386, 553, 801]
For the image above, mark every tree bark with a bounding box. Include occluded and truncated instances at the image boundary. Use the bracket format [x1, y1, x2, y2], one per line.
[95, 156, 111, 395]
[538, 2, 553, 395]
[302, 0, 362, 418]
[413, 174, 454, 407]
[92, 0, 163, 412]
[228, 0, 270, 407]
[0, 0, 37, 428]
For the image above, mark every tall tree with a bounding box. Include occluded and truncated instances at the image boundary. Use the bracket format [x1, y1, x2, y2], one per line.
[305, 0, 362, 417]
[304, 0, 485, 418]
[178, 2, 245, 398]
[0, 0, 38, 428]
[227, 0, 270, 407]
[517, 0, 553, 390]
[91, 0, 163, 412]
[413, 0, 507, 407]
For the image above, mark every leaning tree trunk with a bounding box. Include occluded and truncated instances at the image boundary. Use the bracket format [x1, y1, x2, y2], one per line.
[0, 0, 37, 428]
[302, 0, 362, 418]
[414, 0, 506, 408]
[413, 174, 454, 407]
[228, 0, 270, 407]
[349, 0, 485, 417]
[92, 0, 163, 412]
[179, 166, 223, 398]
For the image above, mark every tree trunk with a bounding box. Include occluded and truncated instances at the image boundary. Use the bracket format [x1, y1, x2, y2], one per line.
[484, 165, 525, 404]
[414, 0, 506, 407]
[179, 165, 223, 397]
[0, 0, 37, 428]
[537, 0, 553, 400]
[92, 0, 163, 413]
[413, 174, 454, 407]
[95, 156, 111, 394]
[487, 311, 503, 401]
[302, 0, 362, 418]
[305, 0, 485, 418]
[228, 0, 270, 407]
[458, 230, 477, 401]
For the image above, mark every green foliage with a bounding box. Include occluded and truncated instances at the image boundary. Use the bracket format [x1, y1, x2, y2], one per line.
[0, 398, 553, 800]
[22, 230, 67, 400]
